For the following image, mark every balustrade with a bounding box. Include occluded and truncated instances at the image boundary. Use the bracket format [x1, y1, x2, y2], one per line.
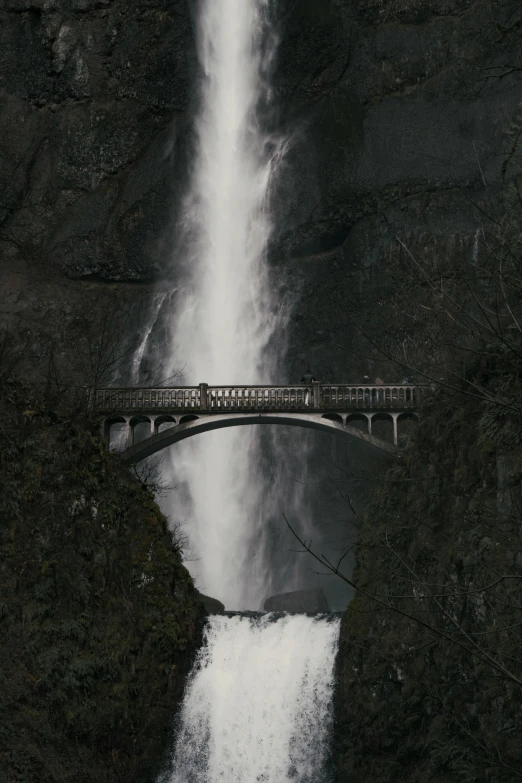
[205, 386, 313, 409]
[95, 387, 200, 410]
[95, 384, 422, 413]
[321, 385, 418, 408]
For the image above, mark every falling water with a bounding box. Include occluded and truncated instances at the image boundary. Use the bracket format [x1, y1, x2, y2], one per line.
[161, 614, 340, 783]
[160, 0, 285, 609]
[142, 3, 342, 780]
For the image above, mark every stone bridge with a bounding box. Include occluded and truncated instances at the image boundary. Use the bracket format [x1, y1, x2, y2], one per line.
[96, 383, 422, 464]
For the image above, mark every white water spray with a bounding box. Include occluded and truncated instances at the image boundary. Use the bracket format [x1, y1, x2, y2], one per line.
[162, 0, 285, 608]
[163, 614, 340, 783]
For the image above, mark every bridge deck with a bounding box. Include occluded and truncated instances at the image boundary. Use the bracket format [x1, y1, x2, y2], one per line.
[95, 383, 422, 414]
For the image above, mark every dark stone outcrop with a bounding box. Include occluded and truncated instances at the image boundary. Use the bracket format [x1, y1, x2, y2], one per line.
[273, 0, 522, 383]
[264, 587, 330, 613]
[0, 0, 196, 282]
[197, 592, 225, 614]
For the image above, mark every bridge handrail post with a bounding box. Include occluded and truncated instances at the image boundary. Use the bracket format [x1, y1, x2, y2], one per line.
[313, 381, 321, 409]
[199, 383, 208, 410]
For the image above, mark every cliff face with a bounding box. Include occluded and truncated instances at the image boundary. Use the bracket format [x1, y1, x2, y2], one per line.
[2, 0, 521, 351]
[0, 383, 205, 783]
[335, 344, 522, 782]
[272, 0, 522, 380]
[0, 0, 196, 284]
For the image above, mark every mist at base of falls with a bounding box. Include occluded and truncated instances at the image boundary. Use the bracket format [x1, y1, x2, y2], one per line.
[160, 614, 341, 783]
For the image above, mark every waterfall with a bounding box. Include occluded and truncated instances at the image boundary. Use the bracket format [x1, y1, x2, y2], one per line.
[135, 3, 342, 780]
[161, 614, 340, 783]
[159, 0, 285, 609]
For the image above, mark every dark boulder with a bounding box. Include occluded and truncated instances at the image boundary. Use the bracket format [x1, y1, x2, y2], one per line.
[197, 592, 225, 614]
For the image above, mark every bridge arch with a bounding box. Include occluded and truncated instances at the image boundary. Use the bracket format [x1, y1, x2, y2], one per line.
[321, 413, 343, 424]
[96, 383, 423, 462]
[104, 416, 128, 451]
[114, 412, 398, 465]
[397, 411, 420, 423]
[369, 411, 396, 444]
[396, 411, 420, 446]
[129, 415, 153, 445]
[154, 415, 177, 434]
[345, 412, 371, 435]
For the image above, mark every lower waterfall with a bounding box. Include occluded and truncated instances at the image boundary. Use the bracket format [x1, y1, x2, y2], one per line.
[161, 614, 341, 783]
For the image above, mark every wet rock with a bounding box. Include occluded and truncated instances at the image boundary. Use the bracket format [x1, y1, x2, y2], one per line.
[263, 588, 330, 613]
[197, 592, 225, 614]
[1, 0, 521, 290]
[52, 24, 77, 73]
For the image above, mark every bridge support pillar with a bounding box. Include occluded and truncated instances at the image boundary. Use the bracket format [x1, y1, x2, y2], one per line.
[124, 417, 132, 449]
[312, 381, 321, 408]
[367, 414, 372, 437]
[392, 414, 399, 447]
[200, 383, 208, 410]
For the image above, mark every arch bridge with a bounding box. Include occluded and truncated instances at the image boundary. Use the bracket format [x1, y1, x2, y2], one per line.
[96, 383, 422, 464]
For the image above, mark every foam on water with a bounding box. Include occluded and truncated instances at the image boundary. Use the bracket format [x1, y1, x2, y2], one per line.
[162, 614, 340, 783]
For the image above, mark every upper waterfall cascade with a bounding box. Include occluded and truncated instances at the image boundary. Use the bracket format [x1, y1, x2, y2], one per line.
[152, 0, 285, 611]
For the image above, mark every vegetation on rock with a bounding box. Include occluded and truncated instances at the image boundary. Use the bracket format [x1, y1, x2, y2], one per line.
[326, 101, 522, 781]
[335, 344, 522, 781]
[0, 383, 205, 783]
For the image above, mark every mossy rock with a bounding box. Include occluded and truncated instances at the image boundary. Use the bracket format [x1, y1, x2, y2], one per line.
[0, 384, 205, 783]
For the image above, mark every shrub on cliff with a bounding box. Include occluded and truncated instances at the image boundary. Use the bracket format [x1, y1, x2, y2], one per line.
[335, 350, 522, 782]
[0, 382, 204, 783]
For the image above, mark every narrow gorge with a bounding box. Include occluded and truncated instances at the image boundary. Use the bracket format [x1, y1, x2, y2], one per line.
[132, 3, 344, 778]
[1, 1, 521, 782]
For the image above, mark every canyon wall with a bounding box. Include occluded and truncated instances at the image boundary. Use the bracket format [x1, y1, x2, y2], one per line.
[2, 0, 521, 611]
[2, 0, 521, 371]
[0, 382, 205, 783]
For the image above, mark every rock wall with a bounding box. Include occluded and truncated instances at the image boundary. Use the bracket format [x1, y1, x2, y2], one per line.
[0, 382, 205, 783]
[334, 345, 522, 782]
[0, 0, 196, 283]
[1, 0, 521, 614]
[272, 0, 522, 381]
[1, 0, 521, 321]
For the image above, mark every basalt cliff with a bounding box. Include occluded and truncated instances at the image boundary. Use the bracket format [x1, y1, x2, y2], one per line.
[1, 1, 521, 781]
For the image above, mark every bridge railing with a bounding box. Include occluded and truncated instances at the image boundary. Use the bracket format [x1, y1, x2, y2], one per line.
[95, 387, 201, 411]
[321, 385, 420, 407]
[95, 384, 422, 413]
[205, 386, 313, 409]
